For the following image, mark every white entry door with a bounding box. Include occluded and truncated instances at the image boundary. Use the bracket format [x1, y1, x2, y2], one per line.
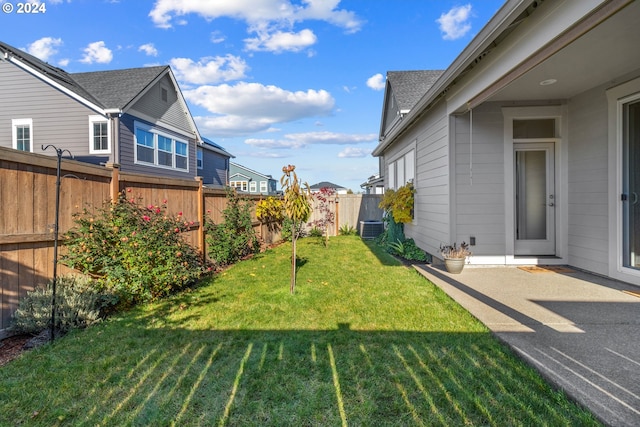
[514, 143, 556, 255]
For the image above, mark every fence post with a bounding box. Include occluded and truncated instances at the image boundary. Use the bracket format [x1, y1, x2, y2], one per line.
[106, 163, 120, 202]
[195, 176, 205, 261]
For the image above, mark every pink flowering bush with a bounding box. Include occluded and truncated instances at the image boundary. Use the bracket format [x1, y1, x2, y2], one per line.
[63, 191, 205, 306]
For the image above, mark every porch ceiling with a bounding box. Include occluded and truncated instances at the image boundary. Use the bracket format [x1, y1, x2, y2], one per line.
[487, 2, 640, 103]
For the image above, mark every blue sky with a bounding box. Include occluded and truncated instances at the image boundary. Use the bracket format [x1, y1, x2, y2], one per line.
[1, 0, 504, 191]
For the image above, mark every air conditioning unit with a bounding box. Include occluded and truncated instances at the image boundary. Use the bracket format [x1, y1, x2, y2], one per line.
[360, 221, 384, 239]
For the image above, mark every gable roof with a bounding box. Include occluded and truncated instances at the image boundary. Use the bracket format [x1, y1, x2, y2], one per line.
[0, 41, 201, 141]
[229, 162, 274, 180]
[71, 66, 168, 110]
[386, 70, 444, 113]
[309, 181, 346, 191]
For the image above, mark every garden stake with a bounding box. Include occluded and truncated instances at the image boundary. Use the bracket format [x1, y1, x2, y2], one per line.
[42, 144, 73, 342]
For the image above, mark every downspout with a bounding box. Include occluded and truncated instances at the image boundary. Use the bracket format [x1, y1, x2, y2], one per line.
[105, 108, 122, 164]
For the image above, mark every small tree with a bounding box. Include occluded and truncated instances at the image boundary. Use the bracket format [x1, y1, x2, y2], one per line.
[280, 165, 311, 294]
[309, 187, 336, 246]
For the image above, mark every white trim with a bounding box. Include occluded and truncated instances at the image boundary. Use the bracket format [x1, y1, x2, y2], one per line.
[133, 120, 189, 172]
[88, 115, 111, 154]
[250, 181, 257, 193]
[12, 118, 33, 152]
[501, 106, 567, 265]
[606, 76, 640, 285]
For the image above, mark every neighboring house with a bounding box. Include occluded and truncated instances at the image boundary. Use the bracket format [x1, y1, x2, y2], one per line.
[0, 41, 200, 179]
[198, 137, 234, 187]
[360, 174, 385, 195]
[228, 162, 278, 195]
[372, 0, 640, 286]
[309, 181, 348, 195]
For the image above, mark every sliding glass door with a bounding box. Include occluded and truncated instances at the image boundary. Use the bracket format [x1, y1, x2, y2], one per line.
[623, 100, 640, 269]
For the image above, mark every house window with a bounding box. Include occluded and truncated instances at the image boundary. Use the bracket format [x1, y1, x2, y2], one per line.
[260, 181, 268, 193]
[12, 118, 33, 152]
[175, 141, 188, 170]
[250, 181, 257, 192]
[230, 181, 247, 191]
[136, 127, 155, 164]
[89, 116, 110, 154]
[197, 147, 203, 169]
[157, 135, 173, 167]
[134, 122, 189, 171]
[387, 148, 415, 190]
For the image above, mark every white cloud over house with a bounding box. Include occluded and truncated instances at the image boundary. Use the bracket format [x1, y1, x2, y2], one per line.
[80, 41, 113, 64]
[437, 4, 473, 40]
[366, 73, 385, 91]
[25, 37, 62, 62]
[170, 55, 249, 85]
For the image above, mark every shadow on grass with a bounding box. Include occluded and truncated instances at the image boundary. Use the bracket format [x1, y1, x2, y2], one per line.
[0, 321, 599, 427]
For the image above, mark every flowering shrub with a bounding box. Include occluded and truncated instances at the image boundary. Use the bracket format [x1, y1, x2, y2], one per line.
[62, 191, 205, 306]
[205, 188, 260, 268]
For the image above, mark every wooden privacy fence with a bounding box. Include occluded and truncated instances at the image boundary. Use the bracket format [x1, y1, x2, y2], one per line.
[0, 146, 383, 335]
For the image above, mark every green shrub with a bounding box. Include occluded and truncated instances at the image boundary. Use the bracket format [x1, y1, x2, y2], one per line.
[339, 223, 357, 236]
[63, 192, 205, 306]
[206, 188, 260, 268]
[11, 275, 115, 335]
[308, 226, 323, 237]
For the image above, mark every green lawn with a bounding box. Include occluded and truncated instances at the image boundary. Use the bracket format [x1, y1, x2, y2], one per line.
[0, 236, 600, 426]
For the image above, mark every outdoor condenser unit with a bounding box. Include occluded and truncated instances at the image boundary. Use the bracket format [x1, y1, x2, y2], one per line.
[359, 220, 384, 239]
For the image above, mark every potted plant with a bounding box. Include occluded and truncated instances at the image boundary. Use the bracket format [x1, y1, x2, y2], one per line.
[439, 241, 471, 274]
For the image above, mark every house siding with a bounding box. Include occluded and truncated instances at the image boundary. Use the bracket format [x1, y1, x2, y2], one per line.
[129, 75, 191, 132]
[567, 84, 609, 275]
[392, 101, 450, 257]
[453, 103, 506, 257]
[0, 60, 107, 162]
[201, 149, 228, 186]
[118, 114, 196, 179]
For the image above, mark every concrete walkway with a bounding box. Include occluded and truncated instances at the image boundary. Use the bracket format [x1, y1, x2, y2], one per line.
[414, 264, 640, 427]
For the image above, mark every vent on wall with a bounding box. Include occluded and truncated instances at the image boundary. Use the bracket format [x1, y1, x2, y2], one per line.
[360, 221, 384, 239]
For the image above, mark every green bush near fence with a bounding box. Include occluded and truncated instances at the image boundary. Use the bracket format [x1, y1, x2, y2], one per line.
[62, 192, 206, 307]
[205, 188, 260, 268]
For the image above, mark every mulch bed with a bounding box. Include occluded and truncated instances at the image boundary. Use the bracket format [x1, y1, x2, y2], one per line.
[0, 334, 31, 367]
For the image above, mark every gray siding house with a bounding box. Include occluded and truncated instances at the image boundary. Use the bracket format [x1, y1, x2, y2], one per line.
[198, 137, 233, 187]
[0, 41, 200, 179]
[373, 0, 640, 286]
[229, 162, 278, 195]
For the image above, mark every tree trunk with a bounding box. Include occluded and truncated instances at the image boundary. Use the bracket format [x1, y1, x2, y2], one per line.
[290, 233, 297, 294]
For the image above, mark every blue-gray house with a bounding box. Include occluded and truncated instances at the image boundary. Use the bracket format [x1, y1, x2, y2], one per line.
[198, 137, 234, 187]
[229, 162, 278, 195]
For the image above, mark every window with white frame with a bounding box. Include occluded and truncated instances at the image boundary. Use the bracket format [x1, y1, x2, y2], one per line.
[230, 180, 248, 191]
[250, 181, 257, 192]
[134, 122, 189, 171]
[387, 148, 415, 190]
[89, 116, 109, 154]
[12, 118, 33, 152]
[197, 147, 203, 169]
[260, 181, 268, 193]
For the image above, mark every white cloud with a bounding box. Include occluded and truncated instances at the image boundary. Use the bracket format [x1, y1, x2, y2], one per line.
[170, 55, 248, 85]
[80, 41, 113, 64]
[185, 82, 334, 121]
[245, 29, 317, 53]
[149, 0, 362, 53]
[338, 147, 372, 158]
[58, 58, 70, 67]
[149, 0, 362, 31]
[138, 43, 158, 56]
[245, 131, 377, 149]
[25, 37, 63, 62]
[437, 4, 472, 40]
[210, 31, 226, 44]
[366, 73, 385, 91]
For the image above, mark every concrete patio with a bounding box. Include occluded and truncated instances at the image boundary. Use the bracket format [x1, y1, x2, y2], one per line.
[415, 264, 640, 427]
